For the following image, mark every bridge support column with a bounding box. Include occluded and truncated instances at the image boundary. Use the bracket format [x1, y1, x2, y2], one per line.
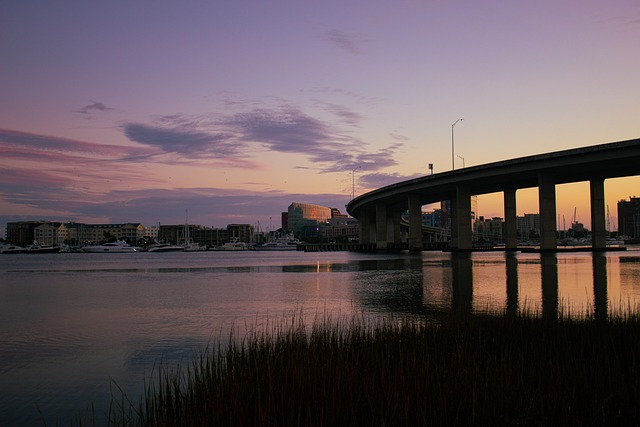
[538, 174, 557, 251]
[408, 194, 422, 251]
[450, 198, 458, 248]
[391, 211, 403, 245]
[453, 185, 472, 250]
[376, 203, 388, 249]
[358, 210, 374, 245]
[504, 188, 518, 250]
[590, 178, 606, 250]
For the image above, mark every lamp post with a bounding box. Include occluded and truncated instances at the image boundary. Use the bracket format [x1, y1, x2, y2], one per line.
[451, 118, 464, 170]
[457, 155, 465, 168]
[352, 166, 361, 200]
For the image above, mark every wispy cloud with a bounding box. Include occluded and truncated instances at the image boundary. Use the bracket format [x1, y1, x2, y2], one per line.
[596, 9, 640, 29]
[324, 29, 368, 55]
[320, 102, 363, 126]
[223, 104, 401, 173]
[0, 128, 150, 162]
[359, 172, 423, 190]
[123, 101, 404, 174]
[123, 122, 240, 157]
[227, 106, 347, 156]
[75, 100, 114, 115]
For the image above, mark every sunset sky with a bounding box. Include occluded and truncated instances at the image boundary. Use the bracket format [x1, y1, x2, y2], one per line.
[1, 0, 639, 235]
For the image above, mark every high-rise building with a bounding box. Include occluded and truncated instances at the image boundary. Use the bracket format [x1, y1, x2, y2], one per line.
[618, 197, 640, 239]
[516, 213, 540, 239]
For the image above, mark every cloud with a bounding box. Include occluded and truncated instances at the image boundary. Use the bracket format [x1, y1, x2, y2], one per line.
[305, 87, 381, 106]
[359, 172, 423, 190]
[75, 101, 114, 115]
[324, 29, 367, 55]
[227, 106, 344, 154]
[0, 128, 151, 162]
[321, 102, 363, 126]
[120, 100, 405, 174]
[0, 186, 351, 228]
[123, 122, 240, 157]
[225, 104, 400, 173]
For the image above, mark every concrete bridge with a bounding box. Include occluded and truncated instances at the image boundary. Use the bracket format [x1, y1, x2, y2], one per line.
[346, 137, 640, 251]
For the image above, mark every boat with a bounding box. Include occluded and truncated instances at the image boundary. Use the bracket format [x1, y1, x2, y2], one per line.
[221, 239, 251, 251]
[0, 244, 28, 254]
[26, 243, 61, 254]
[82, 241, 138, 253]
[606, 237, 626, 245]
[254, 233, 302, 251]
[183, 242, 207, 251]
[180, 209, 207, 251]
[147, 243, 185, 252]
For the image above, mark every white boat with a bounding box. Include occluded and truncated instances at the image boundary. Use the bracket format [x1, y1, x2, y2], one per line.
[83, 241, 138, 253]
[26, 244, 61, 254]
[183, 242, 207, 251]
[0, 244, 28, 254]
[221, 240, 251, 251]
[606, 237, 626, 245]
[254, 234, 302, 251]
[147, 243, 185, 252]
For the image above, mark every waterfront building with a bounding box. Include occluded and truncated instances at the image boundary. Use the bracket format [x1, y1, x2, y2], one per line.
[331, 208, 348, 219]
[61, 222, 90, 245]
[33, 222, 64, 246]
[618, 197, 640, 239]
[516, 213, 540, 240]
[192, 227, 228, 247]
[6, 221, 45, 246]
[5, 221, 147, 246]
[144, 225, 159, 242]
[227, 224, 255, 243]
[287, 202, 333, 239]
[325, 217, 359, 242]
[475, 216, 504, 241]
[80, 223, 145, 244]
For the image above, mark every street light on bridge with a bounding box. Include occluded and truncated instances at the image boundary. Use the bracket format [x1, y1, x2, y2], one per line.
[457, 154, 465, 168]
[451, 118, 464, 170]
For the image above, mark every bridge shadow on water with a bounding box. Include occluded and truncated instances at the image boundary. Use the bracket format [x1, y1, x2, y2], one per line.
[351, 251, 620, 321]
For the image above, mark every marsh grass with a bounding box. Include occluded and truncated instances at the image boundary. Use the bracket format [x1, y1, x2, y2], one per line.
[102, 310, 640, 426]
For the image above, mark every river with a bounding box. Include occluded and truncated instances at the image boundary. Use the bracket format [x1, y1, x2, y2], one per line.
[2, 248, 640, 425]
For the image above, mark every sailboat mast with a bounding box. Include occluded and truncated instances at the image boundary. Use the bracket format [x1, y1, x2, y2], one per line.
[185, 208, 190, 243]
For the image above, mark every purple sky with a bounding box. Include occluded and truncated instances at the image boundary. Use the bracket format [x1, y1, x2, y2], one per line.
[2, 0, 639, 234]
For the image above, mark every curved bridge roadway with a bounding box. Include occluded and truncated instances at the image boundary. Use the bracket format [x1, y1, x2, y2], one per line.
[346, 137, 640, 251]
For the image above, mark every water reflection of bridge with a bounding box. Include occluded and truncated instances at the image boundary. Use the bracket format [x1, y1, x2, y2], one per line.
[353, 253, 615, 321]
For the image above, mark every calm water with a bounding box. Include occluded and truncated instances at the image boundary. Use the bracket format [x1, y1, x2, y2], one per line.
[2, 248, 640, 426]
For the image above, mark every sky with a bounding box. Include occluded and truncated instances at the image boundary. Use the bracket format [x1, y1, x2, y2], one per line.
[1, 0, 639, 236]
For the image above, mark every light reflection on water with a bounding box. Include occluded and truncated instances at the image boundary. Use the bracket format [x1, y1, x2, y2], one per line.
[1, 249, 640, 426]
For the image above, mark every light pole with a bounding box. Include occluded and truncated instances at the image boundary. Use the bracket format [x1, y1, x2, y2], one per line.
[451, 118, 464, 170]
[352, 166, 361, 200]
[457, 155, 465, 168]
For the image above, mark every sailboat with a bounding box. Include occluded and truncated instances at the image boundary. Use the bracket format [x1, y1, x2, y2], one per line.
[182, 209, 206, 251]
[606, 205, 625, 245]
